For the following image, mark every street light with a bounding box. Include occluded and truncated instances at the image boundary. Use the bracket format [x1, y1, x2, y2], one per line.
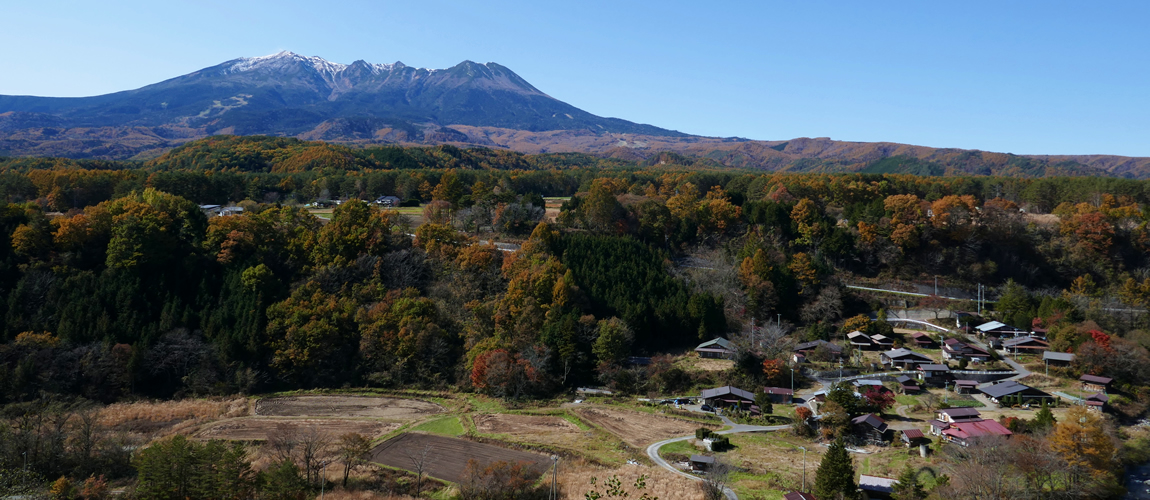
[790, 367, 795, 399]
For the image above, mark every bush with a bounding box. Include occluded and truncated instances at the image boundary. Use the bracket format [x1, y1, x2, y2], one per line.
[696, 427, 713, 440]
[400, 198, 421, 207]
[709, 436, 731, 452]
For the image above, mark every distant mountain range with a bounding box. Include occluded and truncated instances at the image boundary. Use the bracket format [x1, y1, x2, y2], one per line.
[2, 51, 1149, 178]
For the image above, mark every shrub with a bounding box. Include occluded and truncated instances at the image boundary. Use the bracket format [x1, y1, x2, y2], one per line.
[696, 428, 713, 440]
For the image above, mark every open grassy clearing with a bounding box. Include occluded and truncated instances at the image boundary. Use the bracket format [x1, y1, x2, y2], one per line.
[572, 406, 713, 449]
[255, 395, 444, 419]
[414, 416, 464, 436]
[196, 417, 398, 441]
[371, 433, 551, 483]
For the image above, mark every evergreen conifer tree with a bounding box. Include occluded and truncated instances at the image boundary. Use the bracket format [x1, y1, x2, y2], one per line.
[814, 437, 857, 500]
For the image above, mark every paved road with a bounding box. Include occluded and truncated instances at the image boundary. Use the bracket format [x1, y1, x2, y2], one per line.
[644, 414, 789, 500]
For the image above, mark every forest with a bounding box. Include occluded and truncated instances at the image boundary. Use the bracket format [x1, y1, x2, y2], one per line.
[4, 135, 1150, 498]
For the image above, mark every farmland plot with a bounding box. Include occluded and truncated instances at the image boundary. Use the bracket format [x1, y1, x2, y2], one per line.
[573, 407, 712, 448]
[255, 396, 442, 419]
[197, 418, 399, 441]
[371, 433, 550, 482]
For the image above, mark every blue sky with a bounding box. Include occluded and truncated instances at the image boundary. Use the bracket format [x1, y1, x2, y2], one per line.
[3, 1, 1147, 156]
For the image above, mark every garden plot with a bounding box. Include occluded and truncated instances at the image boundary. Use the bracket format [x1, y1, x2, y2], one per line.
[472, 413, 588, 448]
[573, 407, 711, 448]
[196, 417, 399, 441]
[254, 395, 443, 419]
[371, 433, 550, 482]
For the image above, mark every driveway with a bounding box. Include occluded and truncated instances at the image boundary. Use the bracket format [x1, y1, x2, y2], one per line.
[644, 410, 789, 500]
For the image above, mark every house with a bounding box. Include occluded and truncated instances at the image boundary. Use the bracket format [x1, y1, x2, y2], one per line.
[910, 332, 937, 348]
[1042, 351, 1075, 367]
[942, 338, 991, 362]
[783, 493, 816, 500]
[689, 454, 715, 471]
[851, 414, 889, 444]
[881, 348, 934, 369]
[1086, 392, 1109, 412]
[870, 334, 895, 349]
[1080, 374, 1113, 393]
[853, 379, 887, 392]
[695, 338, 736, 359]
[763, 387, 794, 404]
[937, 407, 982, 423]
[848, 331, 876, 349]
[940, 419, 1013, 446]
[979, 380, 1054, 405]
[953, 379, 980, 395]
[220, 206, 244, 216]
[198, 204, 222, 216]
[917, 364, 950, 384]
[701, 386, 756, 410]
[374, 195, 401, 207]
[859, 475, 898, 499]
[900, 428, 928, 447]
[793, 340, 843, 360]
[975, 320, 1028, 337]
[1002, 336, 1049, 354]
[896, 375, 920, 393]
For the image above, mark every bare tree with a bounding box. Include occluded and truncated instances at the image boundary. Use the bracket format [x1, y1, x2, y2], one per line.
[938, 436, 1022, 499]
[700, 458, 732, 500]
[405, 444, 434, 496]
[337, 433, 373, 487]
[265, 424, 300, 464]
[299, 425, 333, 487]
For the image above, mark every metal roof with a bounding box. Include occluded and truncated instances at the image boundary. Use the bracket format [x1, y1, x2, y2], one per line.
[980, 380, 1047, 398]
[939, 407, 982, 418]
[859, 475, 898, 493]
[690, 454, 715, 463]
[902, 429, 925, 439]
[701, 386, 755, 401]
[851, 414, 888, 431]
[975, 321, 1006, 332]
[1080, 374, 1113, 385]
[1043, 351, 1075, 362]
[696, 337, 734, 351]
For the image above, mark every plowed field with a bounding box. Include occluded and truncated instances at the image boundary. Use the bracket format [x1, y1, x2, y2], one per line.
[371, 433, 550, 482]
[254, 396, 442, 419]
[196, 418, 399, 441]
[573, 407, 711, 448]
[472, 413, 586, 447]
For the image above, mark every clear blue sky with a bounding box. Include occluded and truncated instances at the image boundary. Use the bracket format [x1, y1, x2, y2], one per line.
[3, 1, 1148, 156]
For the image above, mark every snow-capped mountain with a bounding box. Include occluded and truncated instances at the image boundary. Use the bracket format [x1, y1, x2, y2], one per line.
[0, 51, 681, 155]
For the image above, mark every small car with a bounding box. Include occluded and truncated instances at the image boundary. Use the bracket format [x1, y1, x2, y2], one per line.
[700, 404, 714, 412]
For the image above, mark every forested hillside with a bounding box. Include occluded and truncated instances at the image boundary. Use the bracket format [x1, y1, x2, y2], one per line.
[2, 135, 1150, 403]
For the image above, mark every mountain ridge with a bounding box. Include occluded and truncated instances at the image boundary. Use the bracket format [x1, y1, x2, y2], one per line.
[1, 52, 1149, 178]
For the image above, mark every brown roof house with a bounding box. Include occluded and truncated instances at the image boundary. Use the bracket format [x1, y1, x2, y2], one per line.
[848, 331, 876, 350]
[979, 380, 1054, 406]
[911, 332, 938, 348]
[896, 375, 920, 394]
[1086, 392, 1109, 412]
[763, 387, 794, 404]
[916, 363, 951, 385]
[942, 338, 991, 362]
[940, 419, 1013, 446]
[1080, 374, 1113, 393]
[701, 386, 756, 411]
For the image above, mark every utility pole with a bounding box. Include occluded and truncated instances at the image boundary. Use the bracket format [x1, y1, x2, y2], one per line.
[799, 446, 807, 492]
[550, 455, 559, 500]
[790, 367, 795, 398]
[935, 276, 938, 296]
[320, 461, 328, 500]
[777, 313, 781, 329]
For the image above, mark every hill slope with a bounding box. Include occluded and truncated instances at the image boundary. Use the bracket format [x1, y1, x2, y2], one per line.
[2, 52, 1150, 177]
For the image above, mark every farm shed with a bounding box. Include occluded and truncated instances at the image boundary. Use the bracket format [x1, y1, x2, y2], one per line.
[695, 337, 736, 359]
[953, 379, 979, 394]
[1042, 351, 1075, 367]
[859, 475, 898, 499]
[793, 339, 843, 360]
[1080, 374, 1112, 393]
[1002, 336, 1049, 354]
[896, 375, 920, 393]
[701, 386, 756, 410]
[917, 364, 950, 385]
[689, 454, 715, 471]
[848, 331, 876, 349]
[762, 387, 793, 404]
[900, 428, 928, 447]
[851, 414, 889, 444]
[937, 407, 982, 423]
[910, 332, 937, 348]
[1086, 392, 1108, 412]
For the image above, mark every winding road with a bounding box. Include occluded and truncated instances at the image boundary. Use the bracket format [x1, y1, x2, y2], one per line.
[645, 413, 790, 500]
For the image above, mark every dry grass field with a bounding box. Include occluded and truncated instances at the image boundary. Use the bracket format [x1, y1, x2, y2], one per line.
[196, 417, 399, 441]
[573, 407, 707, 448]
[98, 397, 249, 438]
[254, 396, 443, 419]
[558, 463, 701, 500]
[473, 413, 583, 444]
[371, 433, 551, 482]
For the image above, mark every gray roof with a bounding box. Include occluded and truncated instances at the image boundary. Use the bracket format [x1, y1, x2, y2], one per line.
[918, 364, 950, 371]
[701, 386, 755, 401]
[859, 475, 898, 493]
[980, 380, 1049, 399]
[975, 321, 1006, 332]
[1043, 351, 1075, 362]
[883, 348, 933, 362]
[939, 407, 982, 418]
[697, 337, 734, 351]
[1003, 336, 1048, 347]
[794, 340, 843, 352]
[690, 454, 715, 464]
[851, 414, 888, 431]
